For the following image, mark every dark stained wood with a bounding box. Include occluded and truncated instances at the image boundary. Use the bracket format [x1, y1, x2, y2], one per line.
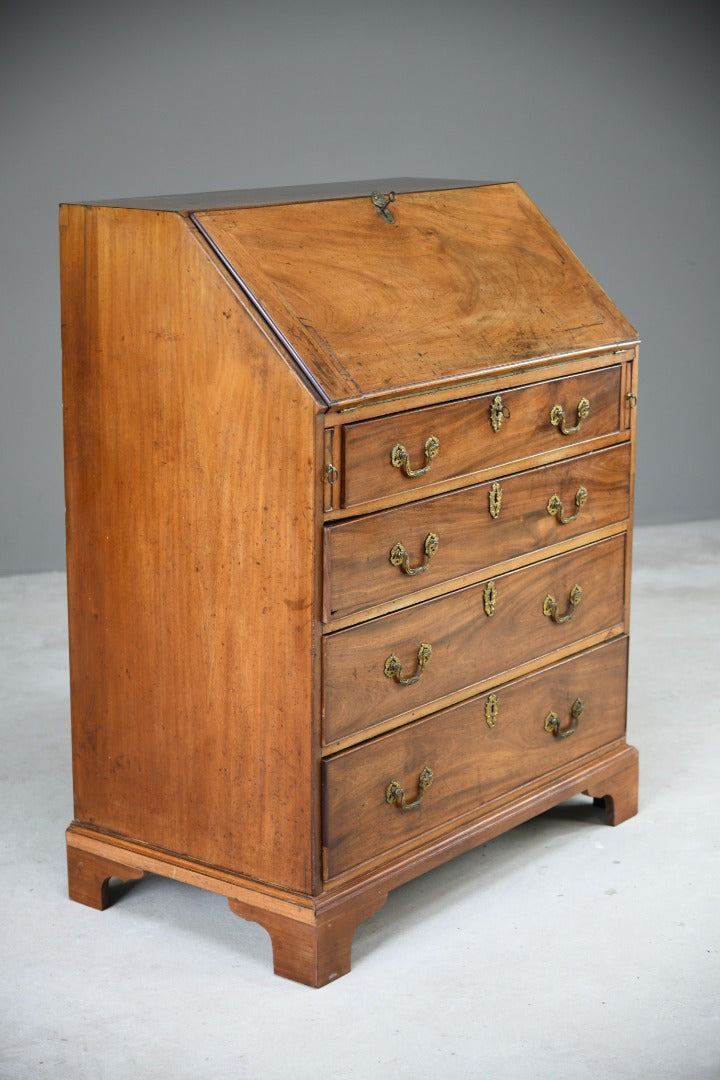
[341, 364, 623, 508]
[325, 443, 631, 621]
[323, 535, 626, 744]
[61, 204, 321, 892]
[194, 184, 637, 406]
[323, 638, 629, 878]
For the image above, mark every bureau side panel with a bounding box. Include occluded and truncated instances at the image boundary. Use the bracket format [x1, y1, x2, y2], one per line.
[60, 205, 320, 893]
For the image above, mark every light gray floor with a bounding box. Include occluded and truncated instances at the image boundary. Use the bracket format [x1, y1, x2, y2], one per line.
[1, 521, 719, 1080]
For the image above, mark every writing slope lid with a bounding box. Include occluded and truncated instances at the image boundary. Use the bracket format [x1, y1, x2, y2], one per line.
[193, 182, 637, 408]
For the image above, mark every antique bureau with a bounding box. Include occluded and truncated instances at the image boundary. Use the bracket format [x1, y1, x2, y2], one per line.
[61, 178, 639, 986]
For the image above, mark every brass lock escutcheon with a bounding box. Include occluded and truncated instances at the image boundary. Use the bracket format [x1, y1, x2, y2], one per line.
[543, 583, 582, 624]
[384, 642, 433, 685]
[544, 697, 584, 738]
[391, 435, 440, 478]
[489, 394, 511, 432]
[386, 766, 434, 811]
[550, 396, 590, 435]
[547, 485, 588, 524]
[485, 693, 499, 729]
[488, 481, 503, 520]
[389, 532, 439, 576]
[371, 190, 396, 223]
[483, 579, 498, 617]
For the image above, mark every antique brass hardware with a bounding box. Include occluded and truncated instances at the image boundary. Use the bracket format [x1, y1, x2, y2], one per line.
[384, 642, 433, 685]
[325, 463, 339, 485]
[386, 766, 434, 811]
[371, 190, 396, 223]
[544, 697, 584, 738]
[488, 481, 503, 520]
[547, 485, 588, 524]
[389, 532, 440, 576]
[489, 394, 511, 432]
[550, 396, 590, 435]
[626, 392, 638, 408]
[391, 435, 440, 478]
[543, 583, 582, 623]
[485, 693, 499, 728]
[483, 580, 497, 617]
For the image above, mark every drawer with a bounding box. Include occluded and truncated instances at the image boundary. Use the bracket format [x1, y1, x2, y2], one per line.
[323, 637, 629, 879]
[323, 534, 626, 744]
[341, 364, 623, 508]
[325, 443, 630, 621]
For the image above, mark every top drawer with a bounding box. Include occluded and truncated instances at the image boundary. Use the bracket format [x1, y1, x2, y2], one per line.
[341, 364, 623, 509]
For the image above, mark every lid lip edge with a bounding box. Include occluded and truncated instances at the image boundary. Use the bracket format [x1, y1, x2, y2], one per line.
[327, 339, 642, 413]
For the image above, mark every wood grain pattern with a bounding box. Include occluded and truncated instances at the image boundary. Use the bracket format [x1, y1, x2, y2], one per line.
[323, 348, 634, 431]
[585, 752, 639, 825]
[324, 637, 628, 878]
[325, 443, 631, 621]
[324, 535, 626, 744]
[66, 842, 145, 910]
[61, 205, 321, 892]
[65, 736, 637, 985]
[194, 184, 637, 405]
[62, 181, 638, 984]
[341, 364, 623, 508]
[229, 887, 387, 987]
[324, 745, 638, 890]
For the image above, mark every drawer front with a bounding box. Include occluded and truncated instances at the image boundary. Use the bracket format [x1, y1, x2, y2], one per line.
[342, 365, 623, 508]
[323, 534, 626, 744]
[323, 637, 629, 879]
[325, 443, 630, 621]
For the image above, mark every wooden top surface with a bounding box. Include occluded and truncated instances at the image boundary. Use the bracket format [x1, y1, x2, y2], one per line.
[80, 177, 492, 211]
[192, 182, 637, 406]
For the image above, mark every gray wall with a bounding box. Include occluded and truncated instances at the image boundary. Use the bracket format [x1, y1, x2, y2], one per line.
[1, 0, 718, 573]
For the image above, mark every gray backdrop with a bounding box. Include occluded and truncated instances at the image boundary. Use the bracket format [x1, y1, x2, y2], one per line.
[1, 0, 718, 573]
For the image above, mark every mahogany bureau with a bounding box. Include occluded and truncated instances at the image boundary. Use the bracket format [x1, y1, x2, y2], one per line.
[60, 178, 639, 986]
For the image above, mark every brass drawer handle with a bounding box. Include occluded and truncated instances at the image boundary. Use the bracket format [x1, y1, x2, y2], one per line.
[390, 435, 440, 478]
[547, 485, 588, 524]
[544, 697, 584, 738]
[389, 532, 439, 576]
[384, 642, 432, 685]
[386, 766, 434, 811]
[550, 396, 590, 435]
[543, 583, 582, 623]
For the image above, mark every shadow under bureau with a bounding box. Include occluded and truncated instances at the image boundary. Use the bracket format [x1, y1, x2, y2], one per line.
[60, 178, 639, 985]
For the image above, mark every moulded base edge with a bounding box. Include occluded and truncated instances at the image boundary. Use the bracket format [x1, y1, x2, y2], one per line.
[66, 742, 638, 987]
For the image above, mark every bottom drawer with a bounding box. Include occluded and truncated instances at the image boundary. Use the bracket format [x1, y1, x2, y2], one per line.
[323, 636, 628, 879]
